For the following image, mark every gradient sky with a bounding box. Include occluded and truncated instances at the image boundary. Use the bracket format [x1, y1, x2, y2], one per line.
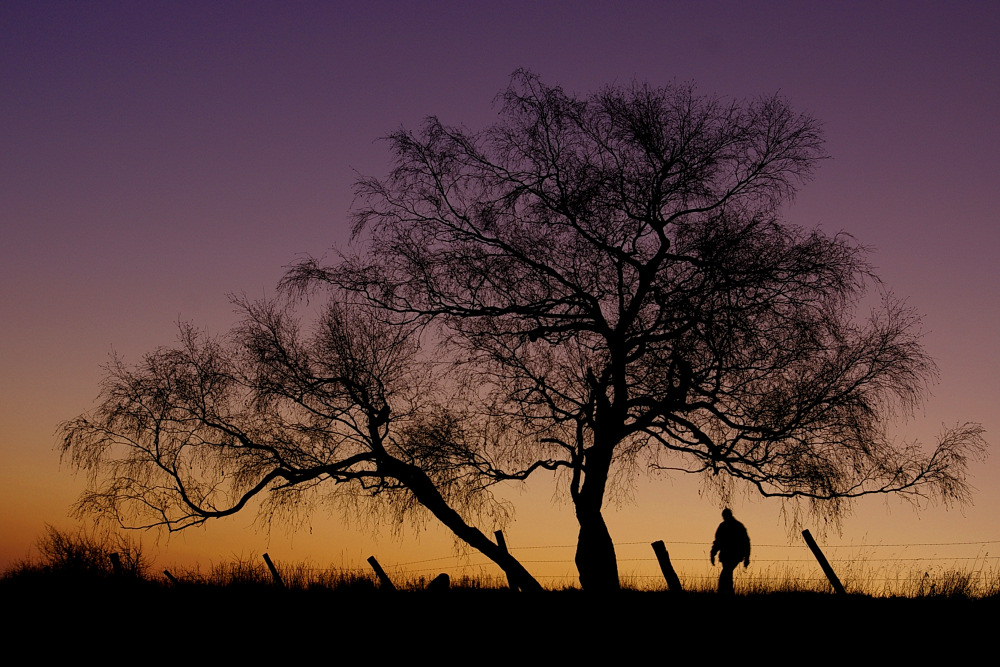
[2, 1, 998, 587]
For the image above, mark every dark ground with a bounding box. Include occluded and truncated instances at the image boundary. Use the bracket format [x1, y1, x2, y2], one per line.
[3, 573, 992, 659]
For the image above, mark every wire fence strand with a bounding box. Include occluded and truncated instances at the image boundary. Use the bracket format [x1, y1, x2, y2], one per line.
[263, 536, 1000, 596]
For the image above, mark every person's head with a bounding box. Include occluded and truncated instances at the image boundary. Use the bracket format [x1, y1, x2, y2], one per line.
[722, 508, 733, 520]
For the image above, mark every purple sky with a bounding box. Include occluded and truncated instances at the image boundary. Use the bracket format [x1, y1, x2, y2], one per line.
[2, 1, 998, 585]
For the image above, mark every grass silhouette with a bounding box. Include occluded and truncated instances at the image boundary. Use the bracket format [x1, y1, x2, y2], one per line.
[3, 527, 996, 659]
[5, 526, 998, 599]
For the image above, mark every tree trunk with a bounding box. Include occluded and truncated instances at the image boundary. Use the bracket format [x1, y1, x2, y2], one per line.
[575, 508, 620, 591]
[391, 459, 543, 592]
[573, 445, 620, 591]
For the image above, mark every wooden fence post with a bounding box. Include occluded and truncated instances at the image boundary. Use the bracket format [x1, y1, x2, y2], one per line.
[494, 530, 517, 591]
[650, 541, 684, 593]
[262, 553, 284, 587]
[367, 556, 397, 591]
[801, 529, 846, 595]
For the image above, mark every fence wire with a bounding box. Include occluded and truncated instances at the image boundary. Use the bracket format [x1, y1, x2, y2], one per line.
[275, 536, 1000, 596]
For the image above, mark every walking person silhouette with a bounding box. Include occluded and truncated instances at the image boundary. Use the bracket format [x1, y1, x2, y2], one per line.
[710, 508, 751, 595]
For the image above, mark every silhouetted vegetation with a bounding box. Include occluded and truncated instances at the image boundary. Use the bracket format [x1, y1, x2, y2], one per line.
[3, 527, 995, 657]
[5, 527, 997, 599]
[60, 301, 541, 591]
[288, 69, 987, 590]
[2, 524, 148, 583]
[60, 70, 987, 593]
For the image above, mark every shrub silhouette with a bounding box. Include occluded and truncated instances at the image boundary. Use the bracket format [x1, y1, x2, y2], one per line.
[28, 524, 148, 580]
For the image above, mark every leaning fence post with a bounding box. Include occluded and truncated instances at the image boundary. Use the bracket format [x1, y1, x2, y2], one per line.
[494, 530, 517, 591]
[650, 540, 684, 593]
[801, 529, 846, 595]
[367, 556, 397, 591]
[162, 569, 179, 585]
[262, 553, 284, 587]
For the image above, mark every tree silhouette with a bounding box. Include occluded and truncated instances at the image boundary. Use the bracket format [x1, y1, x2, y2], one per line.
[287, 70, 987, 591]
[61, 296, 542, 591]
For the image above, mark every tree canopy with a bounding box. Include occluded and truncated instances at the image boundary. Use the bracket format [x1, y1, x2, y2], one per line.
[61, 296, 542, 590]
[288, 70, 986, 590]
[64, 71, 986, 592]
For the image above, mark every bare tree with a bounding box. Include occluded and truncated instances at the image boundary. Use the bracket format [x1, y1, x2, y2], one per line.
[60, 296, 542, 591]
[287, 70, 987, 590]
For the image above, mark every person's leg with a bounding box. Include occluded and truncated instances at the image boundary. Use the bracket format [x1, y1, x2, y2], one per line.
[718, 562, 735, 595]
